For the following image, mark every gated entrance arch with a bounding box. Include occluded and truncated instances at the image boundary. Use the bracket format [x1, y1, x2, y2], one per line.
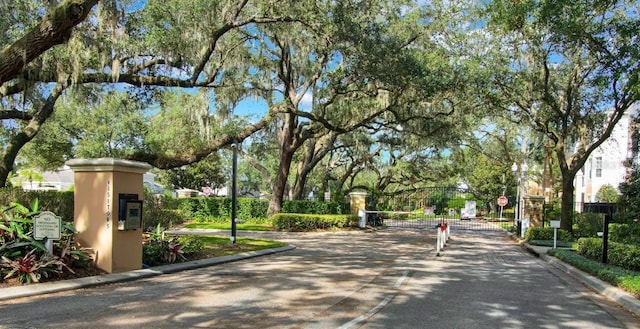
[364, 187, 513, 231]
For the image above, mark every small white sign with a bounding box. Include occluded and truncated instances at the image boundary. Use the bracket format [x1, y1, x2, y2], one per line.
[550, 220, 561, 228]
[463, 201, 477, 218]
[34, 211, 62, 240]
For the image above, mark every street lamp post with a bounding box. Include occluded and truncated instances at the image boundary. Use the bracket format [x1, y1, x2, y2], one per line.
[231, 139, 238, 244]
[512, 162, 528, 236]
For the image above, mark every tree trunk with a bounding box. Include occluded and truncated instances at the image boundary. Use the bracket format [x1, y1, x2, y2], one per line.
[267, 147, 295, 216]
[267, 111, 298, 217]
[0, 83, 65, 187]
[291, 139, 315, 200]
[560, 171, 576, 232]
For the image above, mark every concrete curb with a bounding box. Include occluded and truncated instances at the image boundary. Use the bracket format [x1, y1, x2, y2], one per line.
[0, 245, 296, 301]
[523, 244, 640, 317]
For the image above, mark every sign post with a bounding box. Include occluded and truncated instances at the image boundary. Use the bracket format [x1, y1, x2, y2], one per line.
[497, 196, 508, 220]
[550, 220, 561, 249]
[34, 211, 62, 254]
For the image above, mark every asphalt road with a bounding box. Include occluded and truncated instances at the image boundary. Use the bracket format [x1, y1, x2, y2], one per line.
[0, 229, 638, 328]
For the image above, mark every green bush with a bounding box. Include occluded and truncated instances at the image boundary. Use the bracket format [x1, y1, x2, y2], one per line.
[0, 200, 90, 284]
[576, 237, 603, 260]
[573, 213, 604, 238]
[550, 249, 640, 296]
[577, 238, 640, 271]
[178, 197, 270, 220]
[281, 200, 348, 215]
[142, 193, 185, 231]
[271, 213, 357, 231]
[609, 223, 640, 245]
[176, 235, 205, 255]
[0, 188, 74, 221]
[525, 227, 574, 242]
[178, 197, 349, 221]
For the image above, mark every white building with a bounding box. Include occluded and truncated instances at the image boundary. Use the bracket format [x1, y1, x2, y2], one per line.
[574, 103, 638, 203]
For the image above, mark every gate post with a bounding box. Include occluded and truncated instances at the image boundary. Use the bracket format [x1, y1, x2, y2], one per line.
[524, 196, 544, 227]
[349, 192, 369, 228]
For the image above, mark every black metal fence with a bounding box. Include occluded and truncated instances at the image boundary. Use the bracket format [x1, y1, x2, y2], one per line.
[364, 187, 513, 231]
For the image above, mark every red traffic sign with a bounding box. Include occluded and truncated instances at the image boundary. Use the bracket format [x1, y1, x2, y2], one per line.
[497, 196, 508, 207]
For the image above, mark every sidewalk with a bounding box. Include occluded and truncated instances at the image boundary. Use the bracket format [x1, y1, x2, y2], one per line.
[521, 241, 640, 317]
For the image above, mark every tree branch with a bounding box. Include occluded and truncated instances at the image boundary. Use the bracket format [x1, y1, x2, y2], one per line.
[0, 0, 99, 86]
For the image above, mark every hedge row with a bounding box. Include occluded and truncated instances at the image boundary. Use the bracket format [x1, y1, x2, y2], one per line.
[577, 237, 640, 271]
[177, 197, 349, 220]
[0, 188, 74, 221]
[549, 248, 640, 296]
[524, 227, 575, 242]
[177, 197, 268, 220]
[281, 200, 348, 215]
[271, 213, 358, 231]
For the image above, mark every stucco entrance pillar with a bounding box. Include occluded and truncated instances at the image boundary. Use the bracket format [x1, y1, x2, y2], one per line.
[67, 158, 151, 273]
[349, 191, 369, 228]
[524, 195, 545, 227]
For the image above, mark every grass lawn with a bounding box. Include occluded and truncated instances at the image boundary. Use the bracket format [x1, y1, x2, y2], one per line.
[175, 235, 287, 258]
[184, 222, 272, 231]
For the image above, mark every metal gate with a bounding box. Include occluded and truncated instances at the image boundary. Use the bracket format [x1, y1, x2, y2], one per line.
[364, 187, 513, 232]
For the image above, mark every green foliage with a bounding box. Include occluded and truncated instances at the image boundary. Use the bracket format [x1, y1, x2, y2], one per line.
[176, 235, 205, 256]
[619, 165, 640, 214]
[609, 224, 640, 245]
[1, 249, 67, 284]
[158, 153, 226, 190]
[577, 238, 640, 271]
[142, 224, 186, 266]
[21, 89, 149, 169]
[178, 196, 349, 222]
[271, 213, 358, 231]
[0, 200, 88, 284]
[0, 188, 74, 222]
[525, 227, 575, 242]
[596, 184, 619, 203]
[281, 200, 348, 215]
[142, 192, 185, 231]
[549, 248, 640, 297]
[573, 213, 604, 239]
[576, 238, 603, 260]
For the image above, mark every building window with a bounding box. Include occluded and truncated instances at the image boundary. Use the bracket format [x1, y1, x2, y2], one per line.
[596, 157, 602, 178]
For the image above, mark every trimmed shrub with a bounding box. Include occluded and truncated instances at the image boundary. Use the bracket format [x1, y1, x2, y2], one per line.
[576, 237, 603, 260]
[178, 197, 270, 220]
[573, 213, 604, 238]
[550, 248, 640, 296]
[176, 235, 205, 256]
[577, 237, 640, 271]
[281, 200, 348, 215]
[525, 227, 574, 242]
[178, 197, 348, 221]
[609, 223, 640, 246]
[0, 188, 74, 222]
[271, 213, 357, 231]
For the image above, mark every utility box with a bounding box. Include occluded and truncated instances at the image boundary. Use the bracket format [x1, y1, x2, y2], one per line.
[67, 158, 151, 274]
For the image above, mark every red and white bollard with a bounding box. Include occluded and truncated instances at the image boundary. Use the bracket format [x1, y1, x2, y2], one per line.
[436, 222, 449, 256]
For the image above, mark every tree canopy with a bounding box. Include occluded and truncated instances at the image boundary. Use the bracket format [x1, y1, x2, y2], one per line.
[1, 0, 638, 222]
